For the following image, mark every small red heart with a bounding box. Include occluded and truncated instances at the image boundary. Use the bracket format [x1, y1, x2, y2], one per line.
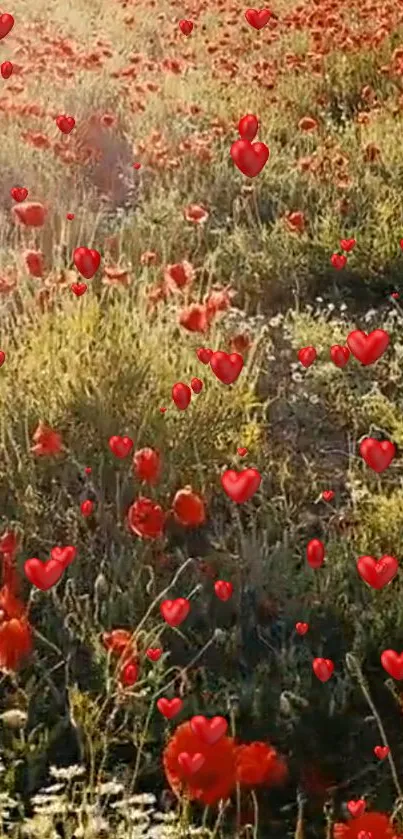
[359, 438, 395, 473]
[81, 499, 94, 517]
[391, 291, 399, 299]
[214, 580, 233, 601]
[108, 435, 133, 458]
[374, 745, 389, 760]
[51, 545, 77, 569]
[347, 800, 366, 818]
[298, 346, 317, 368]
[295, 622, 309, 635]
[146, 647, 163, 662]
[210, 351, 243, 384]
[197, 347, 213, 364]
[0, 351, 5, 367]
[1, 60, 13, 79]
[132, 162, 141, 169]
[66, 213, 75, 220]
[0, 14, 14, 40]
[244, 8, 272, 29]
[331, 253, 347, 270]
[313, 657, 334, 682]
[71, 282, 87, 296]
[11, 187, 28, 202]
[191, 377, 203, 394]
[190, 715, 228, 745]
[230, 139, 269, 177]
[306, 539, 325, 568]
[179, 19, 193, 35]
[84, 466, 92, 474]
[347, 329, 389, 366]
[73, 247, 101, 280]
[238, 114, 259, 141]
[357, 555, 398, 589]
[24, 557, 64, 591]
[160, 598, 190, 627]
[172, 382, 192, 410]
[330, 345, 350, 368]
[381, 649, 403, 680]
[159, 407, 167, 413]
[237, 447, 248, 456]
[156, 696, 183, 719]
[221, 468, 261, 503]
[56, 115, 75, 134]
[178, 752, 205, 775]
[322, 490, 335, 502]
[340, 238, 356, 252]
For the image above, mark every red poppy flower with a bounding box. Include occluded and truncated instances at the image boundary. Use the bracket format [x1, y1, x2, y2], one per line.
[164, 261, 195, 292]
[30, 422, 63, 456]
[298, 116, 318, 131]
[12, 202, 47, 227]
[140, 251, 159, 266]
[127, 496, 165, 540]
[0, 530, 18, 558]
[172, 487, 206, 527]
[334, 813, 403, 839]
[179, 303, 210, 333]
[235, 742, 288, 787]
[230, 333, 251, 354]
[163, 720, 237, 806]
[205, 287, 233, 316]
[183, 204, 209, 224]
[284, 211, 306, 233]
[102, 266, 130, 286]
[102, 628, 136, 659]
[24, 250, 44, 278]
[133, 448, 162, 485]
[0, 585, 32, 672]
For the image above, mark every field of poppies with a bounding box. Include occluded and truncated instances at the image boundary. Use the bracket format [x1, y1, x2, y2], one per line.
[3, 0, 403, 837]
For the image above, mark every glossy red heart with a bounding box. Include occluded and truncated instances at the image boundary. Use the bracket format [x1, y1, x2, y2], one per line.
[221, 468, 261, 503]
[330, 345, 350, 368]
[381, 649, 403, 680]
[0, 14, 14, 39]
[197, 347, 213, 364]
[190, 377, 203, 394]
[71, 282, 87, 296]
[24, 557, 64, 591]
[322, 490, 335, 502]
[295, 622, 309, 635]
[340, 238, 356, 252]
[230, 139, 269, 177]
[331, 253, 347, 270]
[146, 647, 162, 662]
[214, 580, 233, 601]
[51, 545, 77, 569]
[347, 800, 366, 818]
[73, 247, 101, 279]
[108, 435, 133, 458]
[156, 697, 183, 718]
[359, 438, 395, 473]
[244, 8, 272, 29]
[347, 329, 389, 365]
[160, 598, 190, 627]
[56, 115, 75, 134]
[306, 539, 325, 569]
[210, 351, 243, 384]
[0, 351, 5, 367]
[11, 187, 28, 202]
[190, 715, 228, 745]
[81, 499, 94, 517]
[237, 447, 248, 456]
[312, 657, 334, 682]
[172, 382, 192, 410]
[357, 555, 398, 589]
[178, 752, 205, 775]
[238, 114, 259, 141]
[374, 745, 389, 760]
[179, 19, 193, 35]
[1, 60, 13, 79]
[298, 346, 317, 368]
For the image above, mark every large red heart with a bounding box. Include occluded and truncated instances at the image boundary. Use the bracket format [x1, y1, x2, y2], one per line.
[51, 545, 77, 569]
[356, 555, 398, 589]
[374, 745, 389, 760]
[156, 697, 183, 718]
[108, 435, 133, 458]
[381, 649, 403, 680]
[359, 438, 395, 473]
[178, 752, 205, 775]
[347, 800, 366, 818]
[190, 715, 228, 745]
[244, 8, 272, 29]
[71, 282, 87, 297]
[56, 115, 75, 134]
[312, 658, 334, 682]
[221, 468, 261, 503]
[210, 352, 243, 385]
[0, 14, 14, 40]
[230, 139, 269, 177]
[24, 557, 64, 591]
[346, 329, 389, 365]
[73, 247, 101, 280]
[11, 187, 28, 202]
[160, 598, 190, 626]
[330, 345, 350, 368]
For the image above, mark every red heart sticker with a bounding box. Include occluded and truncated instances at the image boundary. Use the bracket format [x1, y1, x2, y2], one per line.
[244, 8, 272, 29]
[359, 438, 395, 473]
[312, 657, 334, 682]
[179, 19, 193, 35]
[71, 282, 87, 297]
[73, 247, 101, 280]
[381, 649, 403, 680]
[214, 580, 233, 601]
[356, 555, 398, 589]
[190, 715, 228, 745]
[210, 351, 243, 384]
[160, 598, 190, 627]
[156, 697, 183, 718]
[238, 114, 259, 141]
[373, 745, 389, 760]
[108, 436, 133, 458]
[347, 800, 366, 818]
[295, 622, 309, 635]
[347, 329, 389, 365]
[51, 545, 77, 569]
[178, 752, 205, 775]
[56, 115, 75, 134]
[330, 345, 350, 368]
[221, 468, 261, 503]
[146, 647, 162, 662]
[24, 557, 65, 591]
[298, 346, 317, 368]
[230, 139, 269, 177]
[172, 382, 192, 410]
[0, 14, 14, 40]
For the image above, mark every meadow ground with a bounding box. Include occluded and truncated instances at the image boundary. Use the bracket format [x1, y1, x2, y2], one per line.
[2, 0, 403, 836]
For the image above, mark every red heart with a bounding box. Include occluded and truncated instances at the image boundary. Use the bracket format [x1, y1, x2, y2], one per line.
[160, 598, 190, 627]
[312, 657, 334, 682]
[0, 351, 5, 367]
[330, 345, 350, 368]
[190, 377, 203, 394]
[298, 346, 317, 368]
[347, 800, 366, 818]
[178, 752, 205, 775]
[374, 745, 389, 760]
[237, 447, 248, 456]
[73, 247, 101, 279]
[146, 647, 162, 662]
[238, 114, 259, 141]
[81, 499, 94, 517]
[179, 19, 193, 35]
[0, 14, 14, 40]
[67, 213, 75, 220]
[391, 291, 399, 299]
[0, 60, 12, 79]
[295, 622, 309, 635]
[172, 382, 192, 410]
[108, 435, 133, 458]
[357, 555, 398, 589]
[322, 490, 335, 502]
[56, 115, 75, 134]
[359, 438, 395, 473]
[71, 282, 87, 296]
[51, 545, 77, 569]
[381, 649, 403, 680]
[197, 347, 213, 364]
[306, 539, 325, 569]
[221, 468, 261, 503]
[331, 253, 347, 270]
[230, 139, 269, 177]
[244, 8, 272, 29]
[24, 557, 64, 591]
[214, 580, 233, 601]
[340, 238, 356, 252]
[156, 696, 183, 719]
[11, 187, 28, 202]
[347, 329, 389, 365]
[210, 351, 243, 384]
[190, 715, 228, 745]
